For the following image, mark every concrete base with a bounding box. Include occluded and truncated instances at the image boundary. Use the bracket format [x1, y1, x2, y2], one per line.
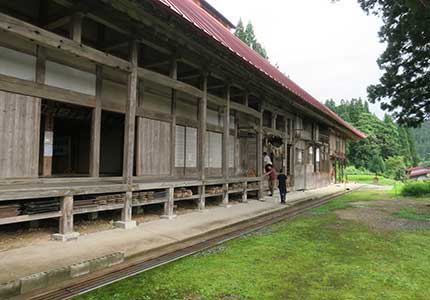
[114, 221, 137, 230]
[161, 214, 177, 220]
[198, 209, 210, 213]
[220, 203, 232, 208]
[52, 232, 80, 242]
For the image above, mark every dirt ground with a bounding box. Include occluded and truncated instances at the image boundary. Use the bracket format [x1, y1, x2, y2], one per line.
[336, 199, 430, 232]
[0, 197, 242, 253]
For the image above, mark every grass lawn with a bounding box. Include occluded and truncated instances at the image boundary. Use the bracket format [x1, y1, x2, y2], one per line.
[347, 174, 400, 187]
[77, 190, 430, 300]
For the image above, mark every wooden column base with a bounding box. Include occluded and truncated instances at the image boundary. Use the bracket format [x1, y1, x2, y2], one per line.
[115, 191, 137, 229]
[198, 186, 206, 211]
[54, 196, 79, 242]
[242, 182, 248, 203]
[162, 187, 176, 220]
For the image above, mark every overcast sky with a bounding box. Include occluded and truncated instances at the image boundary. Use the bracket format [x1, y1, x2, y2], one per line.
[207, 0, 386, 119]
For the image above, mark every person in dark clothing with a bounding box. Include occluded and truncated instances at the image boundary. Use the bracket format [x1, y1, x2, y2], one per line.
[277, 169, 287, 204]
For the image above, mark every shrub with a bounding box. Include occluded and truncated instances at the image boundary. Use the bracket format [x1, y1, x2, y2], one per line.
[345, 166, 372, 175]
[401, 181, 430, 197]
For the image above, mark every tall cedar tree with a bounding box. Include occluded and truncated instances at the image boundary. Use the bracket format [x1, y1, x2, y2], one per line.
[358, 0, 430, 126]
[235, 19, 269, 59]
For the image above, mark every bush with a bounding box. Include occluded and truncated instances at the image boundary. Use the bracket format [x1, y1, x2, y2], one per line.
[402, 181, 430, 197]
[345, 166, 372, 175]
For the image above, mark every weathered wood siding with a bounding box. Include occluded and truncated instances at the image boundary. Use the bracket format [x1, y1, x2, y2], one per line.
[0, 91, 40, 178]
[136, 117, 171, 176]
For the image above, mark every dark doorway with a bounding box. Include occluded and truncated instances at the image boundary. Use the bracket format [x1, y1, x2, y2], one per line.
[100, 111, 124, 177]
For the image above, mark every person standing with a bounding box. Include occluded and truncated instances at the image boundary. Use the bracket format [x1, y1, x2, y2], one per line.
[265, 165, 277, 197]
[277, 169, 287, 204]
[263, 152, 272, 169]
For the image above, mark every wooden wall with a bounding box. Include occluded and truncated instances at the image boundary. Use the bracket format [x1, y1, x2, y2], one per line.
[136, 117, 171, 176]
[0, 91, 40, 178]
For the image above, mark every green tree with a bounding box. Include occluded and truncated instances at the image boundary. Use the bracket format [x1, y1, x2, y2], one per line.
[234, 20, 269, 59]
[234, 19, 247, 43]
[385, 156, 407, 180]
[358, 0, 430, 127]
[369, 156, 385, 177]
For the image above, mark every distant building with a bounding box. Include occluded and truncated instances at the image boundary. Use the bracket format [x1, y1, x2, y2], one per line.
[407, 167, 430, 180]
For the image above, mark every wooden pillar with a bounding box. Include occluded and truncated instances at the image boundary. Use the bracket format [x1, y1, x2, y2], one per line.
[198, 74, 208, 210]
[70, 13, 83, 43]
[42, 115, 54, 177]
[89, 66, 103, 177]
[233, 111, 239, 176]
[242, 180, 248, 203]
[170, 58, 178, 177]
[284, 118, 289, 175]
[272, 113, 277, 130]
[162, 187, 176, 219]
[222, 84, 231, 206]
[122, 40, 139, 185]
[257, 111, 264, 200]
[117, 40, 138, 229]
[52, 196, 79, 241]
[244, 92, 249, 107]
[135, 81, 145, 176]
[35, 46, 50, 177]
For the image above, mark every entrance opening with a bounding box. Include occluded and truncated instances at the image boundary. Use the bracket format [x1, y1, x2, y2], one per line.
[40, 100, 91, 177]
[100, 111, 124, 177]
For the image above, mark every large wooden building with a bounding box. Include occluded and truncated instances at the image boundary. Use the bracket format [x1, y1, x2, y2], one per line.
[0, 0, 365, 240]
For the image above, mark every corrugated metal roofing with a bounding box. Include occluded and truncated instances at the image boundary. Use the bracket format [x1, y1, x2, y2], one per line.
[152, 0, 366, 139]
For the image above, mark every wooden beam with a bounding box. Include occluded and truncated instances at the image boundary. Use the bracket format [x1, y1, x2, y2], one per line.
[138, 68, 203, 98]
[170, 58, 178, 177]
[146, 60, 170, 69]
[123, 40, 139, 185]
[89, 66, 103, 177]
[0, 74, 96, 108]
[0, 12, 131, 72]
[44, 15, 72, 30]
[103, 41, 129, 52]
[230, 101, 261, 119]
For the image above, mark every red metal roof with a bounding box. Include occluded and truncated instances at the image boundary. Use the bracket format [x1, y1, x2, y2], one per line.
[152, 0, 366, 139]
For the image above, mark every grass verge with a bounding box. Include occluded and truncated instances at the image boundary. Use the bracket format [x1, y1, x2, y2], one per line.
[76, 190, 430, 300]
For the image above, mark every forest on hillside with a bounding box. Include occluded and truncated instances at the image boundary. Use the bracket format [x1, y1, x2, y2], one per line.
[411, 122, 430, 165]
[325, 99, 428, 180]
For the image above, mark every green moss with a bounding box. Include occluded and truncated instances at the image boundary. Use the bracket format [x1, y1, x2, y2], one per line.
[77, 191, 430, 300]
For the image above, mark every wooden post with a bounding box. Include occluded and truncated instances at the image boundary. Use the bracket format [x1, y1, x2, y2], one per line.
[222, 85, 231, 206]
[257, 111, 264, 200]
[170, 58, 178, 177]
[233, 111, 239, 176]
[117, 40, 139, 229]
[135, 81, 145, 176]
[123, 40, 139, 185]
[242, 181, 248, 203]
[284, 118, 289, 175]
[89, 66, 103, 177]
[52, 196, 79, 241]
[42, 115, 54, 177]
[162, 187, 176, 219]
[198, 74, 208, 210]
[272, 113, 277, 130]
[70, 13, 83, 43]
